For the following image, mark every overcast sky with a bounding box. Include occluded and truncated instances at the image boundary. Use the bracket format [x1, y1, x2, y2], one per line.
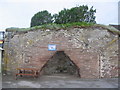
[0, 0, 119, 31]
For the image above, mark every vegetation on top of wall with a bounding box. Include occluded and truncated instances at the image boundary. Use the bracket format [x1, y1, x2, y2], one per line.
[6, 22, 94, 31]
[6, 22, 120, 35]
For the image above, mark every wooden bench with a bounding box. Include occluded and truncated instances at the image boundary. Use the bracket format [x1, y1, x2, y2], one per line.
[16, 68, 39, 80]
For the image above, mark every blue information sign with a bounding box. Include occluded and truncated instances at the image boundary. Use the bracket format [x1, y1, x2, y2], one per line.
[48, 44, 56, 51]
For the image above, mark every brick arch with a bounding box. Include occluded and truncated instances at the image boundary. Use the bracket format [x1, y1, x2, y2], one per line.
[40, 50, 81, 77]
[25, 48, 80, 74]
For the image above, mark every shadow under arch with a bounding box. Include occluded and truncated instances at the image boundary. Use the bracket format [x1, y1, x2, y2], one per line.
[40, 51, 80, 77]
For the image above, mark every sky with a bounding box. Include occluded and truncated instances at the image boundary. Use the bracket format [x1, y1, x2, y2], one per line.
[0, 0, 119, 31]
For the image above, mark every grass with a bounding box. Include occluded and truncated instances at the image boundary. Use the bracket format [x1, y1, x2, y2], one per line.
[6, 22, 120, 35]
[6, 22, 95, 32]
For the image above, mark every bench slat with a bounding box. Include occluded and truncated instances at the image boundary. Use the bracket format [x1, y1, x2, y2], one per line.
[16, 73, 36, 76]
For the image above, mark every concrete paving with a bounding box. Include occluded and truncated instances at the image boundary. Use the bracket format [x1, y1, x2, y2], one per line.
[2, 74, 118, 88]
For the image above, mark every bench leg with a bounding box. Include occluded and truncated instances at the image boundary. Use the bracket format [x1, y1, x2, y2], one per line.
[19, 70, 23, 77]
[15, 74, 18, 80]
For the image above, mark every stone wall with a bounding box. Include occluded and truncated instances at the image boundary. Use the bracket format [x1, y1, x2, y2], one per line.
[3, 26, 119, 78]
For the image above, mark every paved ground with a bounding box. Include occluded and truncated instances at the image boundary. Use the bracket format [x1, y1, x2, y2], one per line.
[2, 74, 118, 88]
[0, 74, 1, 89]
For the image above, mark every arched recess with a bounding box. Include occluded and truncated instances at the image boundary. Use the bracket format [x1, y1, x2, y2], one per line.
[40, 51, 80, 77]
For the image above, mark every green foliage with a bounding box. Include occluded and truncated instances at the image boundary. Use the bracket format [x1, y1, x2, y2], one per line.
[53, 5, 96, 24]
[30, 10, 53, 27]
[6, 22, 94, 32]
[53, 8, 70, 24]
[30, 5, 96, 27]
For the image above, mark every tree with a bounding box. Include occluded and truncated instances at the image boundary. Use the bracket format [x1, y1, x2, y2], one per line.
[30, 5, 96, 27]
[30, 10, 53, 27]
[53, 8, 71, 24]
[53, 5, 96, 24]
[84, 6, 96, 23]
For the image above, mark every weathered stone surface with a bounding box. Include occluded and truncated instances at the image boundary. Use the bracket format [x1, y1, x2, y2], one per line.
[3, 26, 119, 78]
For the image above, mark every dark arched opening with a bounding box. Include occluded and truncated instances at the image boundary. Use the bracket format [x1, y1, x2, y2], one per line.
[41, 51, 80, 77]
